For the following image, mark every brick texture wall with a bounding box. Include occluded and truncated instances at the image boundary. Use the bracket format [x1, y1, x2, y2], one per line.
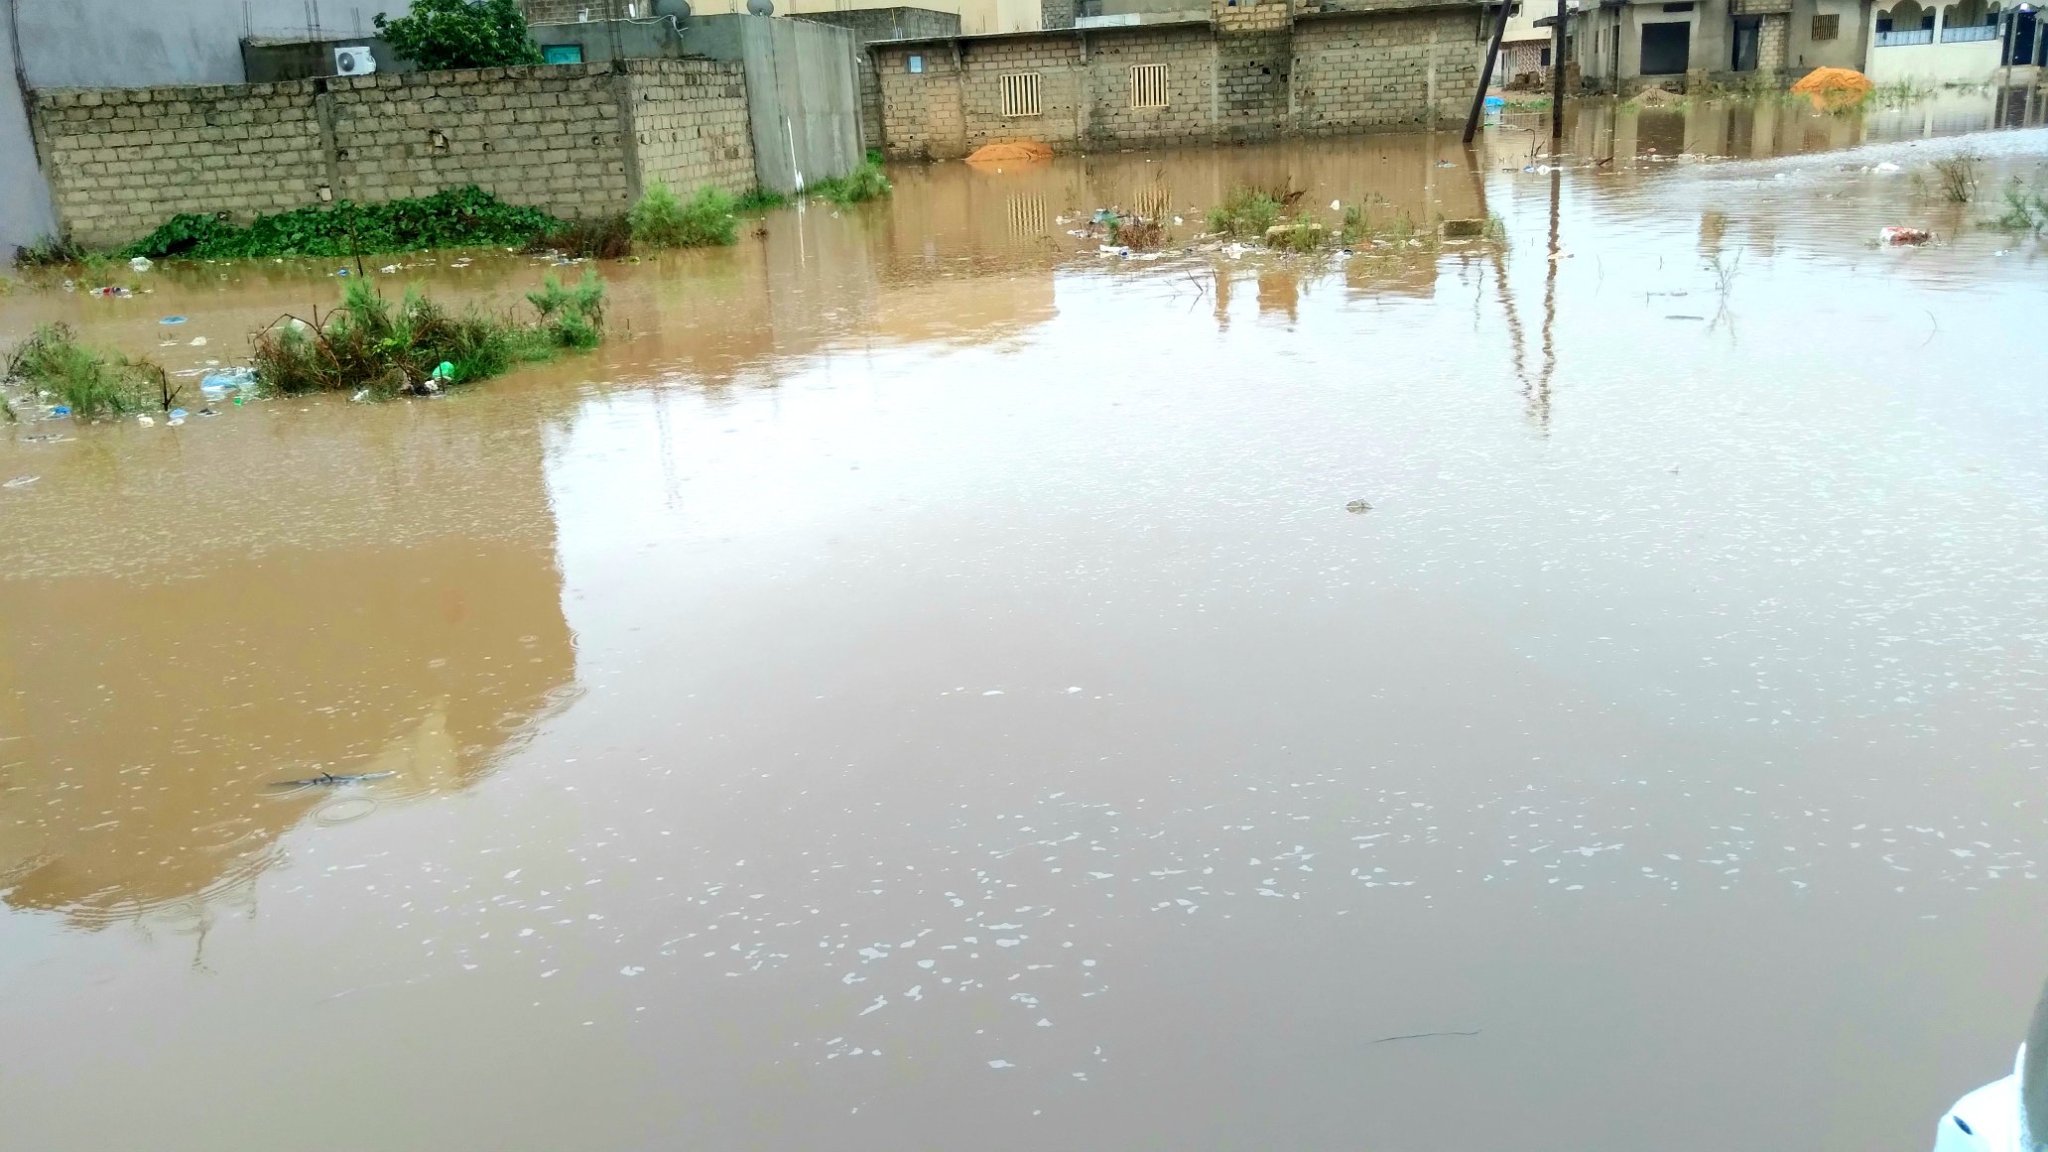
[1757, 12, 1787, 72]
[34, 59, 753, 247]
[626, 61, 756, 196]
[872, 6, 1482, 159]
[1292, 11, 1477, 133]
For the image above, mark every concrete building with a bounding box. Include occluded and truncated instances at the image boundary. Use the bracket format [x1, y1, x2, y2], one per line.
[870, 0, 1492, 158]
[1865, 0, 2043, 86]
[1564, 0, 1869, 90]
[1500, 2, 1562, 87]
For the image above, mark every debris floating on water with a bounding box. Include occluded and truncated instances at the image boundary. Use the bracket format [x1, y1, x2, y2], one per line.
[1881, 226, 1931, 246]
[268, 771, 397, 789]
[1345, 499, 1373, 514]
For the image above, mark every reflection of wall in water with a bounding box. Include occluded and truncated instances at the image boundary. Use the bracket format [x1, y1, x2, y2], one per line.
[0, 420, 574, 924]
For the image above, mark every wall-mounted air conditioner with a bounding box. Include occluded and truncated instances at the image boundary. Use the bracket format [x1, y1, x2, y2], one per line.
[334, 45, 377, 76]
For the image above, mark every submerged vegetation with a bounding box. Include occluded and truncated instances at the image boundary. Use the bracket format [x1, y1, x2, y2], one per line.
[122, 186, 559, 261]
[808, 160, 893, 207]
[630, 183, 740, 249]
[1934, 153, 1980, 204]
[1207, 187, 1286, 238]
[1202, 185, 1499, 256]
[1993, 180, 2048, 234]
[252, 272, 605, 398]
[3, 324, 176, 421]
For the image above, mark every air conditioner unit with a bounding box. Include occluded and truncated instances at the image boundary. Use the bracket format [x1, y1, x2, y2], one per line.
[334, 45, 377, 76]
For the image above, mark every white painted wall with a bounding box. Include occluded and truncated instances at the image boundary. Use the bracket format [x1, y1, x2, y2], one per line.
[1865, 3, 2003, 83]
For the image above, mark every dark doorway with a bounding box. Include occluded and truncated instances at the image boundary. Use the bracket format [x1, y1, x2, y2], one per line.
[1641, 21, 1692, 74]
[2008, 9, 2038, 65]
[1731, 15, 1760, 70]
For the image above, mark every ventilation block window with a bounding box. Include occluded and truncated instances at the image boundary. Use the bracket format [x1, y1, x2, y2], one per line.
[999, 71, 1043, 117]
[1130, 63, 1169, 108]
[1811, 13, 1840, 38]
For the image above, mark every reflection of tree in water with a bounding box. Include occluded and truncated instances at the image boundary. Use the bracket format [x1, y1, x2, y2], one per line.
[0, 412, 577, 928]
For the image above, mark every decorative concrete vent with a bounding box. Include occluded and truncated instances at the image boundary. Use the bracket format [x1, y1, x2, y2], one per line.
[1130, 63, 1169, 108]
[999, 72, 1042, 116]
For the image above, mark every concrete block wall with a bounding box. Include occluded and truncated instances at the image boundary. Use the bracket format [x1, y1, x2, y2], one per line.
[875, 47, 968, 157]
[34, 59, 755, 247]
[327, 66, 632, 222]
[33, 83, 329, 248]
[872, 7, 1481, 159]
[1292, 11, 1478, 133]
[625, 60, 757, 196]
[1083, 30, 1217, 146]
[959, 38, 1091, 149]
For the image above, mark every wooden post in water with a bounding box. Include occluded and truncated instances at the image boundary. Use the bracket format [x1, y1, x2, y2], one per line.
[1463, 1, 1515, 144]
[1551, 0, 1567, 141]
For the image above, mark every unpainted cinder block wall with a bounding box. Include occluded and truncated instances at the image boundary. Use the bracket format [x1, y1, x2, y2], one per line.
[33, 59, 752, 248]
[871, 6, 1483, 159]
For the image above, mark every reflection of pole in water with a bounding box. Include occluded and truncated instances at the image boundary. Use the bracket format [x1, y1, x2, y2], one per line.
[1466, 156, 1532, 400]
[1533, 165, 1560, 429]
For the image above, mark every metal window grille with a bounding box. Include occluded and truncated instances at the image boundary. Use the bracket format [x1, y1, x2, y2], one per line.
[1810, 13, 1840, 38]
[1130, 63, 1169, 108]
[999, 72, 1042, 117]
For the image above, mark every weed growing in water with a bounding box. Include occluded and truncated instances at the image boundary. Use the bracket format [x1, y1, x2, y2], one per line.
[1934, 153, 1980, 203]
[736, 188, 790, 214]
[1207, 187, 1284, 237]
[1993, 180, 2048, 234]
[2, 324, 167, 420]
[631, 184, 738, 248]
[533, 214, 633, 260]
[12, 235, 88, 269]
[252, 271, 604, 397]
[1106, 213, 1166, 250]
[809, 161, 893, 206]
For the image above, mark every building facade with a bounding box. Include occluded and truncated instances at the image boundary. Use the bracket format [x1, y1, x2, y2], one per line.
[1567, 0, 1869, 90]
[870, 0, 1492, 158]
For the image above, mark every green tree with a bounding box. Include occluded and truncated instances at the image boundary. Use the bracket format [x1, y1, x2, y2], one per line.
[374, 0, 545, 71]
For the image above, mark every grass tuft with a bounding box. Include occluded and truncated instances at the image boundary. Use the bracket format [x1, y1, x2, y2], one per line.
[808, 160, 893, 206]
[252, 271, 604, 397]
[2, 323, 170, 420]
[631, 183, 738, 248]
[1207, 186, 1284, 237]
[1934, 153, 1980, 204]
[124, 186, 559, 261]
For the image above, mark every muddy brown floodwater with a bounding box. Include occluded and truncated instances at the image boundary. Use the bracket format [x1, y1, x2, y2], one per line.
[6, 99, 2048, 1151]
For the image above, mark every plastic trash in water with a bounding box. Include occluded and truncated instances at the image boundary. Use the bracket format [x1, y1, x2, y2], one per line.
[381, 264, 400, 274]
[199, 366, 255, 400]
[336, 267, 351, 277]
[48, 405, 71, 418]
[130, 256, 152, 272]
[167, 408, 188, 420]
[160, 315, 186, 325]
[136, 414, 155, 427]
[350, 388, 371, 403]
[1882, 225, 1931, 245]
[1874, 161, 1903, 173]
[432, 361, 455, 381]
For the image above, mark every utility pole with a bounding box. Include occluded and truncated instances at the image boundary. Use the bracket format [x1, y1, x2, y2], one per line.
[1463, 0, 1514, 144]
[1551, 0, 1567, 141]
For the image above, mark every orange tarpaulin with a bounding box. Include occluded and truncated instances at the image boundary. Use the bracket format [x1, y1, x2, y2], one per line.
[1790, 67, 1874, 109]
[966, 141, 1055, 166]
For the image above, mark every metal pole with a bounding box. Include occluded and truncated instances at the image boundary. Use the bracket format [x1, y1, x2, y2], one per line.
[1464, 1, 1515, 144]
[1551, 0, 1567, 140]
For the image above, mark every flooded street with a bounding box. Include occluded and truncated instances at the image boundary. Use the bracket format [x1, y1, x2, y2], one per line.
[6, 99, 2048, 1150]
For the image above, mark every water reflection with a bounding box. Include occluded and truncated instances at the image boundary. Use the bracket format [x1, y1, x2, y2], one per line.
[0, 408, 576, 925]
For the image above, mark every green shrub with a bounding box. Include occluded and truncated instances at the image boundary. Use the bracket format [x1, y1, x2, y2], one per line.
[374, 0, 543, 70]
[2, 324, 167, 420]
[13, 235, 89, 269]
[1994, 180, 2048, 234]
[124, 187, 560, 260]
[1207, 187, 1282, 237]
[809, 161, 892, 206]
[252, 273, 604, 397]
[533, 213, 633, 259]
[630, 183, 738, 248]
[735, 187, 790, 214]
